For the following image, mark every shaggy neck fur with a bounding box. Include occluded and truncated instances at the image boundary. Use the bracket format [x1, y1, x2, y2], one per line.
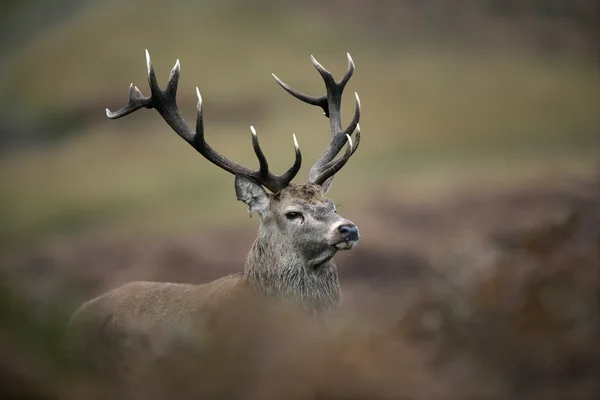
[243, 227, 341, 317]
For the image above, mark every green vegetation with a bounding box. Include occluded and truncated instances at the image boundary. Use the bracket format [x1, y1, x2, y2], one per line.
[0, 0, 598, 250]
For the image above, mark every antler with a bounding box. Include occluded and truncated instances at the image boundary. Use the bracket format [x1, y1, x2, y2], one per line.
[106, 50, 302, 193]
[272, 53, 361, 187]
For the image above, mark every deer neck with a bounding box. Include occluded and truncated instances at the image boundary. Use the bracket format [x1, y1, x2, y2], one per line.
[243, 233, 341, 316]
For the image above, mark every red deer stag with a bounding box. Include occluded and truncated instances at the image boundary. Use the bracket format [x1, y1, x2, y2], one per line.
[69, 50, 362, 371]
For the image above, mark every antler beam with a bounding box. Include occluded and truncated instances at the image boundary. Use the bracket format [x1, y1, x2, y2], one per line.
[272, 54, 361, 187]
[106, 50, 302, 193]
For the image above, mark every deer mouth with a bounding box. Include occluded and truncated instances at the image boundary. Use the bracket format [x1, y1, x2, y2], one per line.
[333, 239, 358, 251]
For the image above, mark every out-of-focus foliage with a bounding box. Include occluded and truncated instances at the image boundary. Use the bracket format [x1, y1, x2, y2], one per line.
[0, 0, 597, 248]
[2, 177, 599, 399]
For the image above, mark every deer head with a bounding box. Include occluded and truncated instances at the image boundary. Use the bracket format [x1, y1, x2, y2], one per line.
[106, 51, 361, 306]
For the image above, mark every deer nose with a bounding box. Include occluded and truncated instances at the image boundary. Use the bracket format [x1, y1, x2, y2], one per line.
[338, 224, 359, 241]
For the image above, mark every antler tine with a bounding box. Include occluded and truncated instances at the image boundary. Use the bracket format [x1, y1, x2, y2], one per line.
[106, 50, 302, 193]
[165, 58, 180, 96]
[313, 134, 354, 186]
[339, 53, 355, 88]
[340, 92, 361, 144]
[350, 122, 360, 156]
[271, 73, 327, 113]
[280, 133, 303, 184]
[250, 126, 269, 176]
[273, 53, 361, 188]
[106, 82, 153, 119]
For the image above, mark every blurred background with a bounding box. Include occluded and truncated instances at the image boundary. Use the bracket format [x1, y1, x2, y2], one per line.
[1, 0, 599, 398]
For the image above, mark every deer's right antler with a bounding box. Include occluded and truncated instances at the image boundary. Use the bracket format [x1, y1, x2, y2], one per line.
[106, 50, 302, 193]
[272, 54, 361, 189]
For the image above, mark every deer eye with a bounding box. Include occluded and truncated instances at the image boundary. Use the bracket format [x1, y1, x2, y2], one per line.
[285, 212, 302, 221]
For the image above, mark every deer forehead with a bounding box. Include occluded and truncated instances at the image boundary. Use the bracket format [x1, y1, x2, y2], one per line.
[273, 183, 329, 203]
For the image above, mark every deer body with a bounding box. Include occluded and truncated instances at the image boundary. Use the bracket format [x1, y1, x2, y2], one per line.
[69, 52, 362, 377]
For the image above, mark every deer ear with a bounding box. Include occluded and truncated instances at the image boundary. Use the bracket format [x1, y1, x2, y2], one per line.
[234, 175, 270, 217]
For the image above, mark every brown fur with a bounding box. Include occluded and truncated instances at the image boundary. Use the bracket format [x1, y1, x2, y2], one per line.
[272, 183, 327, 203]
[69, 183, 358, 377]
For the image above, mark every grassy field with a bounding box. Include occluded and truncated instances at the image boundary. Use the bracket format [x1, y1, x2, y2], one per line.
[0, 0, 598, 250]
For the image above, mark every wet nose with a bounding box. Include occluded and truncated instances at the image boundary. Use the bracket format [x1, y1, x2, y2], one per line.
[338, 224, 359, 241]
